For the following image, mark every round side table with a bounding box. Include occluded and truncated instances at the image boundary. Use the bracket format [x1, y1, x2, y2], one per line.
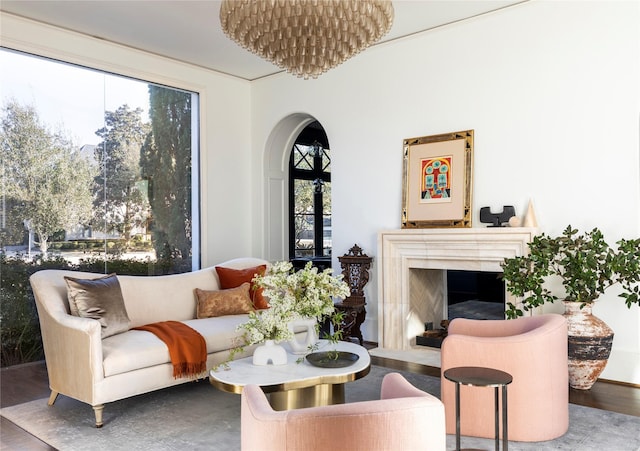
[443, 366, 513, 451]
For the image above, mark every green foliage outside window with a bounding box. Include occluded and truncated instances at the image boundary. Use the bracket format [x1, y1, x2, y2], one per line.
[0, 252, 190, 368]
[93, 105, 151, 248]
[141, 86, 193, 262]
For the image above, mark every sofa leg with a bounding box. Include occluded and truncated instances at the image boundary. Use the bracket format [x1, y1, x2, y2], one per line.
[93, 404, 104, 428]
[47, 391, 59, 406]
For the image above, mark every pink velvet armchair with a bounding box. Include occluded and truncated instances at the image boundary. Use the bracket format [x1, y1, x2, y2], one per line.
[241, 372, 446, 451]
[441, 313, 568, 442]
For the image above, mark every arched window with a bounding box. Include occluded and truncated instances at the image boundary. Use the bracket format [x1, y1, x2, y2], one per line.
[289, 121, 331, 262]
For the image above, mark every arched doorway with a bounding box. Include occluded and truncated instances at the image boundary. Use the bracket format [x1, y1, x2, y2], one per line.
[263, 114, 331, 264]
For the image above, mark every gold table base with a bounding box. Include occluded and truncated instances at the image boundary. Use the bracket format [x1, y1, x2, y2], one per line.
[268, 383, 345, 411]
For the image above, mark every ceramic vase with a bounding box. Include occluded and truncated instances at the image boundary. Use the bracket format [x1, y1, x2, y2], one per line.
[563, 300, 614, 390]
[287, 317, 318, 354]
[252, 340, 288, 366]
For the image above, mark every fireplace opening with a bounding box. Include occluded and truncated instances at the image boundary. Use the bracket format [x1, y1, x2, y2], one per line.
[447, 270, 505, 321]
[416, 269, 505, 348]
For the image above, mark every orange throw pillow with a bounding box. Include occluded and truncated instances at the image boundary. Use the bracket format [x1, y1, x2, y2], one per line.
[215, 264, 269, 309]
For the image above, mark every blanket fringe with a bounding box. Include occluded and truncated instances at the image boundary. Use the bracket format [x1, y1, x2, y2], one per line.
[174, 362, 207, 380]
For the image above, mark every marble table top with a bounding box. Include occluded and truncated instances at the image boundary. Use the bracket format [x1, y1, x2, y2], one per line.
[209, 340, 371, 394]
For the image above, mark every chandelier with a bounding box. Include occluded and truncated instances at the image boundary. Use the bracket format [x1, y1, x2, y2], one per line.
[219, 0, 395, 79]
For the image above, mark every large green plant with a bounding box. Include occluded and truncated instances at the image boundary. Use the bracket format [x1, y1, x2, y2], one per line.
[501, 225, 640, 319]
[0, 254, 71, 366]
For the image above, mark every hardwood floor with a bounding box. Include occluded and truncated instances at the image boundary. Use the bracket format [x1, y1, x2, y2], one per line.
[2, 357, 638, 450]
[370, 355, 640, 417]
[1, 361, 55, 450]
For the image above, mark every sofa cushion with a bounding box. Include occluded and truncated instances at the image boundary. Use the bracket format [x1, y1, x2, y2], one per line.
[64, 273, 130, 339]
[195, 283, 254, 319]
[215, 264, 268, 309]
[102, 315, 250, 377]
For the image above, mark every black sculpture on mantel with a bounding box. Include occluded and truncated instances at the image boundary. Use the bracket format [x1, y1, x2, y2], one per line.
[335, 244, 372, 346]
[480, 206, 516, 227]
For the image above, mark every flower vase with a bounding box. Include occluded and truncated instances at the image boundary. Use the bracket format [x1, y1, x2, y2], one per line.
[252, 340, 288, 366]
[563, 300, 614, 390]
[287, 317, 318, 354]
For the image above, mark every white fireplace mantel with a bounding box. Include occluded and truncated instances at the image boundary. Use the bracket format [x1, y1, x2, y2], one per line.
[377, 228, 537, 350]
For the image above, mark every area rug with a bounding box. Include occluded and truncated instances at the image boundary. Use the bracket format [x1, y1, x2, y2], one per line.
[2, 366, 639, 450]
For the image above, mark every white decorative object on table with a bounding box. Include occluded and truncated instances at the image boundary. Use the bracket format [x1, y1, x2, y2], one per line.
[252, 340, 288, 366]
[287, 317, 317, 354]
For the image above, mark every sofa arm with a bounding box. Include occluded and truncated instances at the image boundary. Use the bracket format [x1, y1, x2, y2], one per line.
[241, 385, 288, 451]
[31, 271, 105, 405]
[38, 305, 104, 402]
[381, 372, 437, 400]
[441, 332, 564, 383]
[448, 314, 563, 338]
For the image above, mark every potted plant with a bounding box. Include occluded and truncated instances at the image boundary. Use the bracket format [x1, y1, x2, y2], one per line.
[216, 261, 350, 368]
[251, 261, 350, 354]
[500, 225, 640, 389]
[253, 261, 351, 322]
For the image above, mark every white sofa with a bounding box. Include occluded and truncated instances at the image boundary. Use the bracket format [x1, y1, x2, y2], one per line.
[30, 257, 269, 427]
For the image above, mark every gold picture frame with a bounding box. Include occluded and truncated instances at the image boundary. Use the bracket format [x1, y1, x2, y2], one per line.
[402, 130, 473, 228]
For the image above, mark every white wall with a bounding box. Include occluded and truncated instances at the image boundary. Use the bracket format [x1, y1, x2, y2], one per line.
[251, 1, 640, 383]
[0, 13, 253, 267]
[3, 1, 638, 384]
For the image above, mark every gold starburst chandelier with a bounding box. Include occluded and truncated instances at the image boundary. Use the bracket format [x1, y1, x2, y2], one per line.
[219, 0, 394, 79]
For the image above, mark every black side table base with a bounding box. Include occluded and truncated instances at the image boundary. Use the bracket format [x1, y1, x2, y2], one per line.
[444, 366, 512, 451]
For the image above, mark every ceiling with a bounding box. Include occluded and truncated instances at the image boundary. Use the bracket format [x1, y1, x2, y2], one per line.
[1, 0, 525, 81]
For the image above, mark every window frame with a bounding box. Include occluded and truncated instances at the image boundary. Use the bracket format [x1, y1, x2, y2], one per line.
[1, 46, 201, 272]
[288, 122, 331, 260]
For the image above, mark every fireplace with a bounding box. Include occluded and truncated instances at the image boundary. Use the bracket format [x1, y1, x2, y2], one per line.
[377, 228, 536, 350]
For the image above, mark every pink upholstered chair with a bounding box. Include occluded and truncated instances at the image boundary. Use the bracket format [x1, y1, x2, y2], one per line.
[440, 313, 568, 442]
[241, 372, 446, 451]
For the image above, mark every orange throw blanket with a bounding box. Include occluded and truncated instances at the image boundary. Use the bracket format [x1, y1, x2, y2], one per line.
[134, 321, 207, 379]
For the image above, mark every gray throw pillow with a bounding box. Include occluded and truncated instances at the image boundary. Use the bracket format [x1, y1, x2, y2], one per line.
[64, 273, 131, 339]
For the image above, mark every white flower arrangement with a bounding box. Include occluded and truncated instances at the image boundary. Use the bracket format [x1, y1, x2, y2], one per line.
[237, 305, 295, 345]
[236, 261, 350, 346]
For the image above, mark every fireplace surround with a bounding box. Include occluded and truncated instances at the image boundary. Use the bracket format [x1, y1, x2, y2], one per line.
[377, 228, 537, 350]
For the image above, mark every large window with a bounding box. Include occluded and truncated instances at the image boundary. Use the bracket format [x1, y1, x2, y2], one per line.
[289, 121, 331, 260]
[0, 48, 199, 366]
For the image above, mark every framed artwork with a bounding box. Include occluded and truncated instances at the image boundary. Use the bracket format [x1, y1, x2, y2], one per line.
[402, 130, 473, 228]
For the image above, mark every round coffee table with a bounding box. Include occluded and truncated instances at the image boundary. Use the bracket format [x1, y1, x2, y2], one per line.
[209, 340, 370, 410]
[444, 366, 513, 451]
